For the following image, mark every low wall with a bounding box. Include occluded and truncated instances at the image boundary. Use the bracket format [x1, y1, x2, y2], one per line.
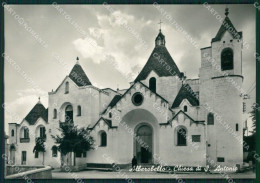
[6, 165, 45, 176]
[61, 164, 86, 172]
[6, 166, 52, 179]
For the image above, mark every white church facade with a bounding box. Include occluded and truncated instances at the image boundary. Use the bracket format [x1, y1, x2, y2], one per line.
[8, 9, 244, 171]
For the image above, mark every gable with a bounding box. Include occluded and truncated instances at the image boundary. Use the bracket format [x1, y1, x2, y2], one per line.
[160, 110, 205, 126]
[88, 117, 116, 130]
[171, 84, 199, 108]
[211, 16, 242, 43]
[108, 81, 169, 111]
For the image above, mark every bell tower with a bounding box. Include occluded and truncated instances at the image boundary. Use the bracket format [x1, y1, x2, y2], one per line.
[199, 8, 244, 167]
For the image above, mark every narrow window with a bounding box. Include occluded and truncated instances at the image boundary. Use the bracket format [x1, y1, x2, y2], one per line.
[109, 112, 112, 118]
[53, 109, 57, 119]
[52, 146, 58, 157]
[177, 128, 187, 146]
[184, 105, 188, 112]
[217, 157, 225, 162]
[207, 113, 214, 125]
[77, 105, 81, 116]
[11, 129, 14, 137]
[221, 48, 233, 70]
[192, 135, 201, 142]
[236, 123, 239, 131]
[35, 151, 39, 158]
[40, 127, 46, 139]
[149, 77, 156, 93]
[24, 128, 29, 139]
[100, 131, 107, 147]
[21, 151, 26, 165]
[65, 82, 69, 94]
[65, 105, 73, 123]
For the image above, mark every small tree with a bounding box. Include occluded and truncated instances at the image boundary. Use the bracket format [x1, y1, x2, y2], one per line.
[52, 123, 95, 167]
[33, 137, 46, 165]
[249, 103, 257, 135]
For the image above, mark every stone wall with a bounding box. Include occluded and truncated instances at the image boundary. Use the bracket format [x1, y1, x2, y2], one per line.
[6, 165, 52, 179]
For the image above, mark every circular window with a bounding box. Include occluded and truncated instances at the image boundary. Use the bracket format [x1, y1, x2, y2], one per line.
[132, 92, 144, 106]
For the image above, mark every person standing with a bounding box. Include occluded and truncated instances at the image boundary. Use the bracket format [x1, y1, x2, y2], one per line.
[131, 156, 137, 172]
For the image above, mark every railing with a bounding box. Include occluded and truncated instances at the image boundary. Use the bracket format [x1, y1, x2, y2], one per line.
[35, 136, 46, 142]
[20, 138, 30, 143]
[59, 121, 74, 128]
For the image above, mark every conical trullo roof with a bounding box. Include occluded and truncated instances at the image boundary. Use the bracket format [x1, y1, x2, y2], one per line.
[135, 30, 181, 82]
[69, 62, 92, 86]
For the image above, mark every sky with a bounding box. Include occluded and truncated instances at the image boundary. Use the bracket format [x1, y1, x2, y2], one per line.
[4, 4, 256, 134]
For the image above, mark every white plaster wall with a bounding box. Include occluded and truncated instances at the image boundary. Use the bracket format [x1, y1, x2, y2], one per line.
[199, 30, 243, 166]
[158, 112, 206, 167]
[141, 71, 182, 105]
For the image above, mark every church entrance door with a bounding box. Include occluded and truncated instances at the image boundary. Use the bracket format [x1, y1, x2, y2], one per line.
[135, 124, 153, 164]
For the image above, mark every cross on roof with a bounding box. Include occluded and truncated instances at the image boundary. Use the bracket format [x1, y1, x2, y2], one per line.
[76, 56, 79, 64]
[158, 19, 163, 31]
[225, 6, 229, 16]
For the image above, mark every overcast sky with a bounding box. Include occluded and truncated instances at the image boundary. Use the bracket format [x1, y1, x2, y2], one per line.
[4, 4, 256, 133]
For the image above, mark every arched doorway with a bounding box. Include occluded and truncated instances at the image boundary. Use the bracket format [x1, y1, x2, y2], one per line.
[10, 144, 16, 165]
[135, 124, 153, 164]
[65, 105, 73, 123]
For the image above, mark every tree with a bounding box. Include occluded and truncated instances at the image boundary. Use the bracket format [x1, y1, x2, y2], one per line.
[51, 123, 95, 166]
[249, 103, 257, 135]
[33, 137, 46, 165]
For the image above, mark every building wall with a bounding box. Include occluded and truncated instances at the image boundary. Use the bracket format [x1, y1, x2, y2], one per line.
[159, 112, 206, 167]
[141, 71, 182, 105]
[8, 24, 245, 169]
[11, 118, 61, 167]
[48, 77, 113, 129]
[199, 30, 243, 166]
[9, 124, 18, 145]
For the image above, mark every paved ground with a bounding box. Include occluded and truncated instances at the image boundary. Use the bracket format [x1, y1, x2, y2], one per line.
[52, 170, 256, 179]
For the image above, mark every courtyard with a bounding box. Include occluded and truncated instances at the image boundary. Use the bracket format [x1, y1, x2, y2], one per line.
[52, 169, 256, 179]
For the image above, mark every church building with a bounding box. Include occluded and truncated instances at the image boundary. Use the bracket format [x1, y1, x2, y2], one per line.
[8, 8, 244, 171]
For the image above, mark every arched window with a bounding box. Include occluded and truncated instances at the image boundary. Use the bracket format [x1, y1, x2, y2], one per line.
[149, 77, 156, 93]
[39, 127, 46, 139]
[24, 128, 29, 139]
[109, 112, 112, 118]
[184, 105, 188, 112]
[177, 127, 187, 146]
[77, 105, 81, 116]
[207, 113, 214, 125]
[11, 129, 14, 137]
[53, 109, 57, 119]
[52, 146, 58, 157]
[65, 105, 73, 123]
[65, 82, 69, 94]
[221, 48, 233, 70]
[100, 131, 107, 147]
